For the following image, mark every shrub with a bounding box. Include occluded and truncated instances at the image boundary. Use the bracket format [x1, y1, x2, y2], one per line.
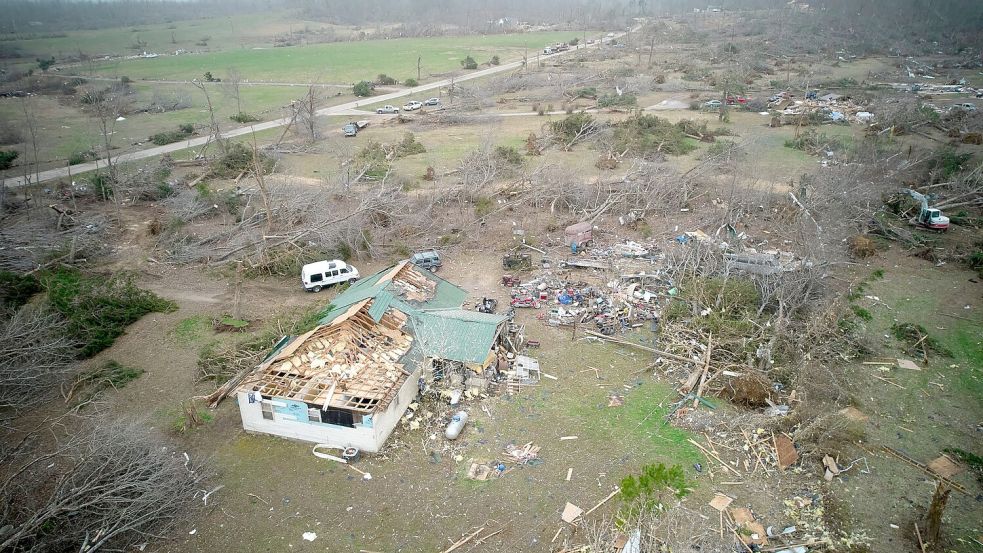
[549, 111, 595, 144]
[36, 56, 55, 71]
[150, 124, 196, 146]
[494, 145, 524, 166]
[0, 271, 41, 310]
[404, 78, 419, 87]
[784, 129, 843, 154]
[891, 322, 952, 357]
[354, 141, 390, 179]
[395, 133, 426, 157]
[211, 142, 274, 178]
[701, 140, 742, 161]
[353, 80, 372, 97]
[617, 463, 690, 525]
[461, 56, 478, 70]
[42, 269, 177, 357]
[474, 195, 494, 218]
[614, 114, 696, 156]
[0, 150, 19, 170]
[571, 87, 597, 99]
[69, 150, 96, 165]
[70, 360, 144, 404]
[568, 37, 580, 46]
[229, 112, 259, 123]
[490, 55, 500, 65]
[597, 93, 637, 108]
[376, 73, 396, 86]
[149, 131, 185, 146]
[929, 146, 971, 181]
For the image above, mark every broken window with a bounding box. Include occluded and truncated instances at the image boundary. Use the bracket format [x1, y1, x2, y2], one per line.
[261, 401, 274, 420]
[319, 408, 355, 428]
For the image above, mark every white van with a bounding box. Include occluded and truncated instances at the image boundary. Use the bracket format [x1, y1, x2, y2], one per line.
[301, 260, 360, 292]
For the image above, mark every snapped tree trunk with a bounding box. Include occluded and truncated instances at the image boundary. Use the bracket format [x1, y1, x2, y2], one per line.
[924, 481, 950, 550]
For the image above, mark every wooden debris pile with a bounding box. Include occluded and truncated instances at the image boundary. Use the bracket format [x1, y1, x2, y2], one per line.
[504, 442, 541, 464]
[389, 263, 437, 302]
[242, 300, 414, 413]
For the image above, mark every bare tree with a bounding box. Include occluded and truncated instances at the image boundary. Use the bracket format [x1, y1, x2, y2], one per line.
[224, 67, 243, 116]
[20, 97, 41, 187]
[0, 418, 208, 553]
[294, 84, 321, 142]
[250, 132, 274, 236]
[0, 304, 78, 411]
[191, 78, 226, 156]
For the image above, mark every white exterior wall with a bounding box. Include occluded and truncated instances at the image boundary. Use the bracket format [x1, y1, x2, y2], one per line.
[236, 367, 420, 453]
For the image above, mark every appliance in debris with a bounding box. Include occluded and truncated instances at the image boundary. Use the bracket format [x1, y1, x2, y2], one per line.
[511, 355, 541, 385]
[477, 297, 498, 314]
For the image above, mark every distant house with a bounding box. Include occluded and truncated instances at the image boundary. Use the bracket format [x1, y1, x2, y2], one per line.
[236, 261, 507, 452]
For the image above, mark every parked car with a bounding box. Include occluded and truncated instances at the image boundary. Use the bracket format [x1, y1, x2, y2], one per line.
[702, 99, 722, 110]
[403, 100, 423, 111]
[953, 103, 977, 112]
[409, 249, 442, 272]
[342, 123, 358, 137]
[725, 95, 749, 105]
[543, 47, 554, 55]
[424, 97, 440, 106]
[376, 105, 399, 114]
[301, 260, 359, 292]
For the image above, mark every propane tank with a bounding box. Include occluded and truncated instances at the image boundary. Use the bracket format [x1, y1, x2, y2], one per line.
[445, 411, 469, 440]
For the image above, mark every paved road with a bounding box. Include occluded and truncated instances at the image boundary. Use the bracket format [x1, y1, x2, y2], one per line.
[6, 39, 613, 187]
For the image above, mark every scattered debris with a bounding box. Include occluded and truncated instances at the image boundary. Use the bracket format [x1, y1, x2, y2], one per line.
[775, 435, 799, 470]
[561, 502, 584, 524]
[504, 442, 541, 464]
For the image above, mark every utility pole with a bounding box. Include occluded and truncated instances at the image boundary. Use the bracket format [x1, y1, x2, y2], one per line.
[417, 56, 421, 82]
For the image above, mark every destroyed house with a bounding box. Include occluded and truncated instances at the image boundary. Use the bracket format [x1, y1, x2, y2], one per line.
[236, 261, 506, 452]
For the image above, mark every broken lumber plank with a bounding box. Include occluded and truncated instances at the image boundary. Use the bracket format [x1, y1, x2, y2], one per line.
[441, 527, 485, 553]
[881, 446, 969, 495]
[688, 438, 741, 476]
[692, 333, 713, 408]
[583, 330, 695, 364]
[584, 487, 621, 516]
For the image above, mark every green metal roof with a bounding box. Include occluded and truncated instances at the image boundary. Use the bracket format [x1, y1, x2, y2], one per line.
[367, 290, 395, 322]
[410, 310, 506, 365]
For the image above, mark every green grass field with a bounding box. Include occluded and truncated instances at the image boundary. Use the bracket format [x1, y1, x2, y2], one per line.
[83, 31, 583, 83]
[8, 14, 348, 62]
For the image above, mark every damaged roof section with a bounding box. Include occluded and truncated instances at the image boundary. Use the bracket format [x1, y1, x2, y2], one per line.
[240, 262, 506, 414]
[243, 300, 413, 414]
[318, 261, 467, 324]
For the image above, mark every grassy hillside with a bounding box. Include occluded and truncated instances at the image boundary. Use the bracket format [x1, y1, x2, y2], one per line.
[81, 31, 581, 83]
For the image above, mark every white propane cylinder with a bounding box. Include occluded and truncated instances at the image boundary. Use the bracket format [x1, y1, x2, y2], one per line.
[445, 411, 469, 440]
